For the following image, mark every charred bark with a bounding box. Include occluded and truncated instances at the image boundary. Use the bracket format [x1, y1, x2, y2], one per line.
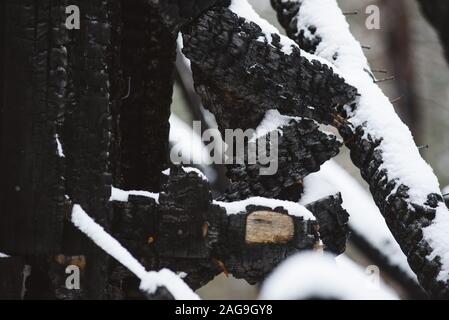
[61, 0, 119, 299]
[223, 119, 341, 202]
[158, 0, 220, 32]
[181, 2, 356, 131]
[181, 2, 352, 204]
[305, 194, 349, 255]
[119, 0, 176, 192]
[0, 258, 28, 299]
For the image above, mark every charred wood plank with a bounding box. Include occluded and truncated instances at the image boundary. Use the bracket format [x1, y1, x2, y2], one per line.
[119, 0, 176, 192]
[0, 0, 68, 254]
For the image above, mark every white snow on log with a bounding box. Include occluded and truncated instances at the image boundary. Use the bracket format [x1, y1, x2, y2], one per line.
[300, 160, 417, 280]
[259, 252, 398, 300]
[229, 0, 297, 55]
[214, 197, 316, 220]
[162, 166, 209, 182]
[55, 134, 65, 158]
[182, 167, 209, 182]
[110, 186, 159, 204]
[71, 204, 199, 300]
[0, 252, 9, 258]
[295, 0, 449, 282]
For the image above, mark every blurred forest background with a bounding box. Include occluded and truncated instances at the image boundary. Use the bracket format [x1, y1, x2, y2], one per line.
[169, 0, 449, 299]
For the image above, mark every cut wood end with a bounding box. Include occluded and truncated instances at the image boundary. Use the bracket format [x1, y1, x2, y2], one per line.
[245, 211, 294, 245]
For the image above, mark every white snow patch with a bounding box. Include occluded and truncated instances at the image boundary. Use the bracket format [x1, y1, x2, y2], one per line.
[140, 269, 200, 300]
[296, 0, 449, 281]
[0, 252, 9, 258]
[300, 160, 416, 280]
[162, 167, 209, 182]
[214, 197, 315, 220]
[110, 186, 159, 203]
[260, 252, 398, 300]
[252, 109, 299, 141]
[169, 114, 217, 181]
[55, 134, 65, 158]
[71, 204, 199, 300]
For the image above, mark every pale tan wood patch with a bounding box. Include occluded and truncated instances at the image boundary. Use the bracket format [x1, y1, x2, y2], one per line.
[245, 211, 294, 245]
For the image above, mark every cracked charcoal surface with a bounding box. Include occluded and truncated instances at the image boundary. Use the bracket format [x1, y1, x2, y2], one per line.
[119, 0, 175, 192]
[158, 0, 219, 32]
[181, 2, 357, 132]
[61, 0, 120, 299]
[223, 119, 341, 202]
[271, 0, 321, 54]
[0, 0, 68, 255]
[272, 0, 449, 297]
[305, 193, 349, 255]
[417, 0, 449, 64]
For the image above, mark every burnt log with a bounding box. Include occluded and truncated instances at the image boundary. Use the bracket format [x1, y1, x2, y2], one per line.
[111, 166, 321, 289]
[181, 1, 356, 131]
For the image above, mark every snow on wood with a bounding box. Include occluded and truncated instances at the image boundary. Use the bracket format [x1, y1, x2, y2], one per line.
[71, 204, 199, 300]
[259, 252, 398, 300]
[109, 186, 159, 203]
[214, 197, 315, 220]
[55, 134, 65, 158]
[271, 0, 449, 296]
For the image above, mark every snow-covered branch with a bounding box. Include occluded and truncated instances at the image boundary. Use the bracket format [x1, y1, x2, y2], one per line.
[300, 161, 424, 296]
[271, 0, 449, 297]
